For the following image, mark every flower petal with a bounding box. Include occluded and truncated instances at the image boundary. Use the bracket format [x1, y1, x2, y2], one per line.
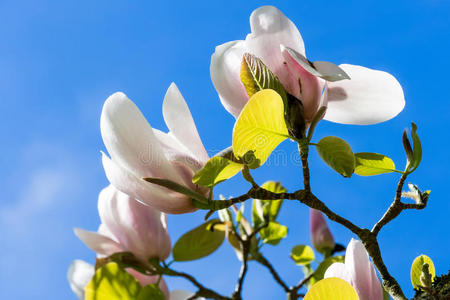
[163, 83, 209, 163]
[346, 239, 375, 300]
[245, 6, 306, 99]
[74, 228, 123, 256]
[369, 263, 383, 300]
[280, 45, 324, 121]
[98, 185, 172, 261]
[170, 290, 205, 300]
[324, 262, 352, 284]
[100, 92, 180, 182]
[102, 153, 196, 214]
[67, 260, 95, 300]
[210, 40, 249, 117]
[325, 64, 405, 125]
[309, 208, 335, 253]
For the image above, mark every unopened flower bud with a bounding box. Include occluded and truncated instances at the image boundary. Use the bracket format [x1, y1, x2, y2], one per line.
[310, 208, 335, 255]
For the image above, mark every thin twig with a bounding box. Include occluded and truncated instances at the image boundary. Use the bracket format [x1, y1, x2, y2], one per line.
[232, 238, 251, 299]
[254, 254, 290, 292]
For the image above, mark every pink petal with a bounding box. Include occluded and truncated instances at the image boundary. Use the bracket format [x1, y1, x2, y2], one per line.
[346, 239, 375, 300]
[74, 228, 123, 256]
[210, 40, 249, 117]
[163, 83, 209, 163]
[325, 64, 405, 125]
[309, 208, 335, 253]
[98, 185, 172, 262]
[126, 269, 170, 299]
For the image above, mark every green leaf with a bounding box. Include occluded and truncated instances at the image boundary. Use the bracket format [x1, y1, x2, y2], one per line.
[193, 157, 243, 187]
[316, 136, 355, 177]
[85, 263, 164, 300]
[143, 177, 209, 204]
[354, 152, 397, 176]
[283, 47, 350, 82]
[290, 245, 315, 265]
[307, 256, 345, 288]
[411, 254, 435, 290]
[304, 278, 358, 300]
[240, 53, 287, 102]
[232, 89, 289, 168]
[172, 219, 225, 262]
[259, 221, 288, 245]
[252, 181, 286, 228]
[409, 122, 422, 173]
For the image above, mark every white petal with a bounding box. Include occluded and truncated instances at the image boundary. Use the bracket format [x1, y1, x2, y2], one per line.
[325, 64, 405, 125]
[74, 228, 123, 256]
[245, 6, 305, 99]
[163, 83, 209, 163]
[346, 239, 374, 300]
[100, 92, 181, 182]
[98, 185, 172, 261]
[102, 153, 196, 214]
[67, 260, 95, 300]
[369, 263, 384, 300]
[210, 40, 249, 117]
[170, 290, 205, 300]
[324, 262, 352, 284]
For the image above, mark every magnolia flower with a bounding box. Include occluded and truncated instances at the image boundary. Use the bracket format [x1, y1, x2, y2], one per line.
[101, 83, 210, 214]
[325, 239, 383, 300]
[170, 290, 205, 300]
[67, 260, 95, 299]
[211, 6, 405, 125]
[75, 185, 171, 263]
[67, 260, 169, 299]
[310, 208, 335, 254]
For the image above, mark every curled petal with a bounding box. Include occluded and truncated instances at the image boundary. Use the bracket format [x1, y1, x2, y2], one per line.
[102, 153, 195, 214]
[325, 64, 405, 125]
[100, 92, 181, 182]
[67, 260, 95, 299]
[74, 228, 123, 256]
[210, 40, 249, 117]
[163, 83, 209, 163]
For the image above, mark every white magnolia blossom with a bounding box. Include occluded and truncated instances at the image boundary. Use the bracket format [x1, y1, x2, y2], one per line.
[211, 5, 405, 125]
[67, 260, 95, 299]
[170, 290, 205, 300]
[100, 83, 209, 214]
[74, 185, 171, 263]
[67, 260, 169, 299]
[325, 239, 383, 300]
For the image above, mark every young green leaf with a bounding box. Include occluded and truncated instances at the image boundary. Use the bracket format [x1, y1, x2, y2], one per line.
[252, 181, 286, 228]
[232, 89, 289, 168]
[316, 136, 355, 177]
[85, 263, 165, 300]
[304, 278, 358, 300]
[172, 219, 225, 262]
[409, 122, 422, 173]
[290, 245, 315, 265]
[411, 254, 435, 290]
[193, 157, 243, 187]
[354, 152, 397, 176]
[259, 221, 288, 245]
[240, 53, 287, 102]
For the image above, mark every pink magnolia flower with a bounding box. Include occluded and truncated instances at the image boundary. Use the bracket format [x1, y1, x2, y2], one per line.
[325, 239, 383, 300]
[67, 260, 169, 299]
[211, 6, 405, 125]
[74, 185, 171, 263]
[100, 83, 209, 214]
[310, 208, 335, 254]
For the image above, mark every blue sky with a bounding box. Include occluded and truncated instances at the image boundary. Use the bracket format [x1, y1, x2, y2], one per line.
[1, 0, 449, 299]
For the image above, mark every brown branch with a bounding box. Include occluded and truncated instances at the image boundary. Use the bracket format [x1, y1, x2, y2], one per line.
[254, 254, 290, 293]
